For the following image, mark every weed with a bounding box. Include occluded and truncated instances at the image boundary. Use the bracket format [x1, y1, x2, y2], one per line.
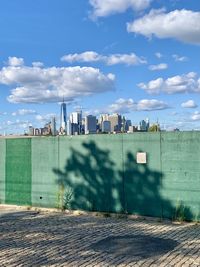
[173, 200, 186, 222]
[56, 184, 73, 211]
[63, 187, 73, 210]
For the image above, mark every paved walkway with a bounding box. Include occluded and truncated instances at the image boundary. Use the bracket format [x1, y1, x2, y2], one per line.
[0, 207, 199, 267]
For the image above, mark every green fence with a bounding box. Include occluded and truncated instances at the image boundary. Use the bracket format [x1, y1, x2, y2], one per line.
[0, 132, 200, 221]
[5, 138, 32, 205]
[0, 139, 5, 204]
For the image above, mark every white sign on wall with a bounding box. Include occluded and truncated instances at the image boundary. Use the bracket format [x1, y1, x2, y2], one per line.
[136, 152, 147, 164]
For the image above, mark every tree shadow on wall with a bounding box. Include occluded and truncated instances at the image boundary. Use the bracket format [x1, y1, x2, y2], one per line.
[53, 141, 120, 213]
[53, 140, 192, 220]
[123, 153, 194, 220]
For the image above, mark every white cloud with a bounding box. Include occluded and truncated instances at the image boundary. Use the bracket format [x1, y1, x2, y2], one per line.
[137, 99, 168, 111]
[155, 52, 162, 59]
[127, 9, 200, 44]
[61, 51, 146, 65]
[32, 62, 44, 67]
[89, 0, 152, 19]
[109, 98, 135, 113]
[149, 63, 168, 71]
[191, 111, 200, 121]
[138, 72, 200, 94]
[106, 53, 146, 65]
[138, 77, 164, 94]
[181, 100, 197, 108]
[12, 109, 37, 116]
[172, 54, 188, 62]
[61, 51, 101, 63]
[8, 57, 24, 66]
[108, 98, 168, 113]
[0, 59, 115, 103]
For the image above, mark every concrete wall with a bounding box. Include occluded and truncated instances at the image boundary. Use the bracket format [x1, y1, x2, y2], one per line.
[0, 139, 5, 203]
[5, 138, 32, 205]
[0, 132, 200, 221]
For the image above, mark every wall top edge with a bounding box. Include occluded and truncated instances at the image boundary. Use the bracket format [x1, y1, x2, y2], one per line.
[1, 131, 200, 140]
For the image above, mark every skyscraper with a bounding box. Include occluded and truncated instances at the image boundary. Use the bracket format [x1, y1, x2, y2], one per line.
[28, 126, 34, 136]
[70, 111, 82, 134]
[60, 100, 67, 133]
[138, 118, 149, 131]
[108, 114, 122, 132]
[99, 114, 109, 132]
[85, 115, 96, 134]
[51, 116, 57, 136]
[102, 121, 111, 133]
[66, 119, 72, 135]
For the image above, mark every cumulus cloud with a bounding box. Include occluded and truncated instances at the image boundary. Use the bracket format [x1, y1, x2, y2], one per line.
[0, 59, 115, 103]
[109, 98, 135, 113]
[148, 63, 168, 71]
[89, 0, 152, 19]
[138, 77, 163, 94]
[138, 72, 200, 94]
[137, 99, 168, 111]
[61, 51, 146, 65]
[108, 98, 168, 113]
[172, 54, 188, 62]
[181, 100, 197, 108]
[61, 51, 101, 63]
[32, 62, 44, 67]
[191, 111, 200, 121]
[12, 109, 37, 116]
[127, 9, 200, 44]
[8, 57, 24, 66]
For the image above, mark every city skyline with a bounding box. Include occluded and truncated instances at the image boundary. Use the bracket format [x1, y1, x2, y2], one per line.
[0, 0, 200, 134]
[27, 104, 152, 137]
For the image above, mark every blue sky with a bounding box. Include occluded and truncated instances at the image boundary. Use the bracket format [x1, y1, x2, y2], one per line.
[0, 0, 200, 134]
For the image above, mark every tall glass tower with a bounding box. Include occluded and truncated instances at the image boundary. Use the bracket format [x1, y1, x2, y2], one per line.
[60, 101, 67, 132]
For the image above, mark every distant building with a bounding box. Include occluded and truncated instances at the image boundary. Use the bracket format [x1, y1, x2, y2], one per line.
[66, 120, 72, 135]
[70, 111, 82, 124]
[60, 100, 67, 133]
[70, 111, 82, 134]
[98, 114, 109, 132]
[108, 114, 122, 132]
[127, 126, 137, 133]
[34, 128, 40, 136]
[81, 118, 85, 134]
[41, 127, 48, 135]
[85, 115, 96, 134]
[99, 114, 109, 124]
[102, 120, 111, 133]
[125, 120, 132, 131]
[51, 117, 57, 136]
[138, 118, 149, 132]
[28, 126, 34, 136]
